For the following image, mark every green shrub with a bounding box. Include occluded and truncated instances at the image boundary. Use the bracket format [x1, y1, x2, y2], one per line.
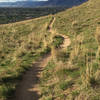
[0, 84, 15, 99]
[56, 68, 80, 79]
[52, 35, 64, 48]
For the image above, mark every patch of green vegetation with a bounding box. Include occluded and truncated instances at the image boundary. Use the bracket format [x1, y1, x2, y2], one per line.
[56, 68, 80, 79]
[41, 0, 100, 99]
[52, 35, 64, 48]
[0, 84, 15, 99]
[59, 80, 74, 90]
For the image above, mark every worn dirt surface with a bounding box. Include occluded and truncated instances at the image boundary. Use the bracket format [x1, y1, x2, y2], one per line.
[12, 16, 71, 100]
[49, 17, 71, 49]
[13, 55, 51, 100]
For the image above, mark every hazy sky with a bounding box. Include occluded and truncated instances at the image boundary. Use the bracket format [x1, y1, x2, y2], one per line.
[0, 0, 47, 2]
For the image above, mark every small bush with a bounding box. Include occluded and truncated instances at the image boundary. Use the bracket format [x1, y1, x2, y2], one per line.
[0, 84, 15, 99]
[52, 35, 64, 48]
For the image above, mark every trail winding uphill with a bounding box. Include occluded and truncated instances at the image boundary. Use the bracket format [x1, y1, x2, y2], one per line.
[48, 17, 71, 49]
[12, 16, 71, 100]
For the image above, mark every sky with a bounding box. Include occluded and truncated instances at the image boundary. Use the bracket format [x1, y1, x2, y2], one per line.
[0, 0, 47, 2]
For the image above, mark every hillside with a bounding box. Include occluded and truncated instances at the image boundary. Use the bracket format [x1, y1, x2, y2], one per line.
[0, 7, 65, 24]
[0, 16, 53, 99]
[0, 0, 87, 7]
[44, 0, 88, 7]
[40, 0, 100, 99]
[0, 0, 100, 100]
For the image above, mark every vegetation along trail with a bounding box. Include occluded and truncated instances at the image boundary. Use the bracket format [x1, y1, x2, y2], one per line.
[13, 16, 71, 100]
[48, 16, 71, 49]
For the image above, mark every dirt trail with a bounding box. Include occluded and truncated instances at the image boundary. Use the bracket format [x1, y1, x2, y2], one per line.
[49, 17, 71, 49]
[60, 34, 71, 49]
[13, 55, 51, 100]
[13, 16, 71, 100]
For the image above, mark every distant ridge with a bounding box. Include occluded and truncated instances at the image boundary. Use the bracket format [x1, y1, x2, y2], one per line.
[0, 0, 88, 7]
[43, 0, 88, 7]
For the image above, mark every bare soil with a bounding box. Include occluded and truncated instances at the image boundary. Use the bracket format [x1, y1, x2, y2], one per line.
[13, 55, 51, 100]
[12, 16, 70, 100]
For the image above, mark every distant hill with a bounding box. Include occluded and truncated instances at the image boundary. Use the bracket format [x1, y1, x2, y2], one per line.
[0, 0, 88, 7]
[44, 0, 88, 7]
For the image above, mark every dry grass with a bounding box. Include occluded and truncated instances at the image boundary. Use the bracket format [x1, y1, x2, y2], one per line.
[0, 0, 100, 99]
[0, 16, 52, 99]
[40, 0, 100, 99]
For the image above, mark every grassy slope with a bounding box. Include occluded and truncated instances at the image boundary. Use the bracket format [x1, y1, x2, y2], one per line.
[0, 16, 53, 99]
[40, 0, 100, 100]
[0, 0, 100, 100]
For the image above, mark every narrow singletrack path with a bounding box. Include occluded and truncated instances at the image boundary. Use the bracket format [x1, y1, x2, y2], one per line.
[48, 17, 71, 49]
[13, 55, 51, 100]
[13, 16, 71, 100]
